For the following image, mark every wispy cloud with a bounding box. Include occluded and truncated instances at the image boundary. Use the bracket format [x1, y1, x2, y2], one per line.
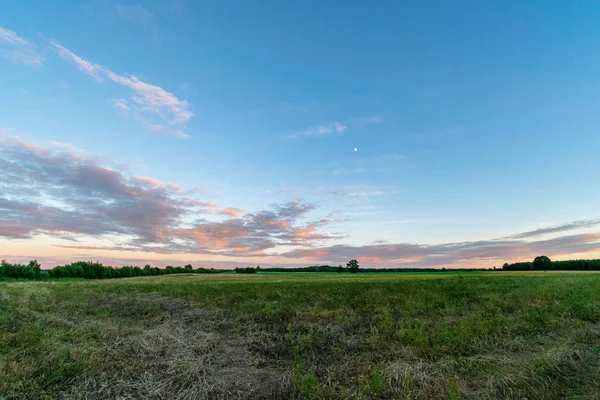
[287, 122, 347, 139]
[180, 82, 191, 95]
[284, 115, 381, 140]
[329, 187, 386, 197]
[0, 27, 44, 66]
[147, 123, 190, 139]
[339, 189, 385, 197]
[114, 4, 153, 27]
[50, 40, 193, 137]
[508, 218, 600, 239]
[51, 41, 102, 79]
[112, 98, 130, 113]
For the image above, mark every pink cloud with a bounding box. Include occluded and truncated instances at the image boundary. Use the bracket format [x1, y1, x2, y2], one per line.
[221, 207, 244, 217]
[50, 40, 102, 79]
[51, 40, 193, 137]
[1, 134, 332, 258]
[112, 98, 130, 113]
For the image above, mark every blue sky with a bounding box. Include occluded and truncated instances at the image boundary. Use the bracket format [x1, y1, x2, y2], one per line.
[2, 0, 600, 268]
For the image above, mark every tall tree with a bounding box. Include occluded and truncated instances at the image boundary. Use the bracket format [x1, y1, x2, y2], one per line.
[533, 255, 552, 270]
[347, 259, 360, 273]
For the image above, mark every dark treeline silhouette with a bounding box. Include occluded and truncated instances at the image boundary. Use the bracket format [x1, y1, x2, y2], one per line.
[0, 260, 223, 280]
[264, 265, 342, 272]
[354, 267, 492, 272]
[503, 256, 600, 271]
[234, 266, 259, 274]
[262, 265, 492, 273]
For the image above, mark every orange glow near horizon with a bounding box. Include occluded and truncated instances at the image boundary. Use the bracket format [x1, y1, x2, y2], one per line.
[3, 235, 600, 270]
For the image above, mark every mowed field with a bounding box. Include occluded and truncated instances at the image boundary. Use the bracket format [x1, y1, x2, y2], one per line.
[1, 272, 599, 399]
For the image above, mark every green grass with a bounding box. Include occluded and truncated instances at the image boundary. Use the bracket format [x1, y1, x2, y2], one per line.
[1, 271, 599, 399]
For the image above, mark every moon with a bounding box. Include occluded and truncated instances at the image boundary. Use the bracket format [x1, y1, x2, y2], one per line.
[354, 147, 358, 152]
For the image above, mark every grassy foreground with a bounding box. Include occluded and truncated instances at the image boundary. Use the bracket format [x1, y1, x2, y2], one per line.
[1, 272, 599, 399]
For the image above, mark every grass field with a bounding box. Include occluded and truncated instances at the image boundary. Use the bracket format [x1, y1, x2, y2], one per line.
[1, 272, 599, 399]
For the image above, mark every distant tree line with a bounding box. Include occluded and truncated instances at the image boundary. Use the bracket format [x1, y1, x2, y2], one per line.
[263, 263, 492, 273]
[5, 256, 600, 280]
[261, 265, 494, 273]
[0, 260, 223, 280]
[352, 267, 492, 272]
[235, 266, 260, 274]
[263, 265, 342, 273]
[502, 256, 600, 271]
[262, 260, 363, 273]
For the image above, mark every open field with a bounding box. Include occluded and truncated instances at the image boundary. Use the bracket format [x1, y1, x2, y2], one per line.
[1, 272, 600, 399]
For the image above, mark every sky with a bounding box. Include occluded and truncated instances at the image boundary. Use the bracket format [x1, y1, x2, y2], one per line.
[2, 0, 600, 269]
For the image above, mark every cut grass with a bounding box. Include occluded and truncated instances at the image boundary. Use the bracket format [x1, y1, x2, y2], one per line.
[1, 272, 599, 399]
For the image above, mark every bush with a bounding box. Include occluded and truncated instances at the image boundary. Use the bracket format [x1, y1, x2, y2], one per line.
[0, 260, 41, 279]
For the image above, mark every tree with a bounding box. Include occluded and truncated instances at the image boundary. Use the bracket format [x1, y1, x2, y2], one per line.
[347, 259, 359, 273]
[533, 255, 552, 271]
[337, 265, 344, 273]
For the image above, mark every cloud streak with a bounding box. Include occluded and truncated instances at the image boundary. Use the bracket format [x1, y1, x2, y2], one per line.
[509, 218, 600, 239]
[50, 40, 193, 137]
[287, 122, 347, 139]
[328, 186, 387, 197]
[0, 26, 44, 66]
[112, 98, 130, 113]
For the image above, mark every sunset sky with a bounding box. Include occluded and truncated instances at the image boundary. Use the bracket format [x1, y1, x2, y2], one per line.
[2, 1, 600, 269]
